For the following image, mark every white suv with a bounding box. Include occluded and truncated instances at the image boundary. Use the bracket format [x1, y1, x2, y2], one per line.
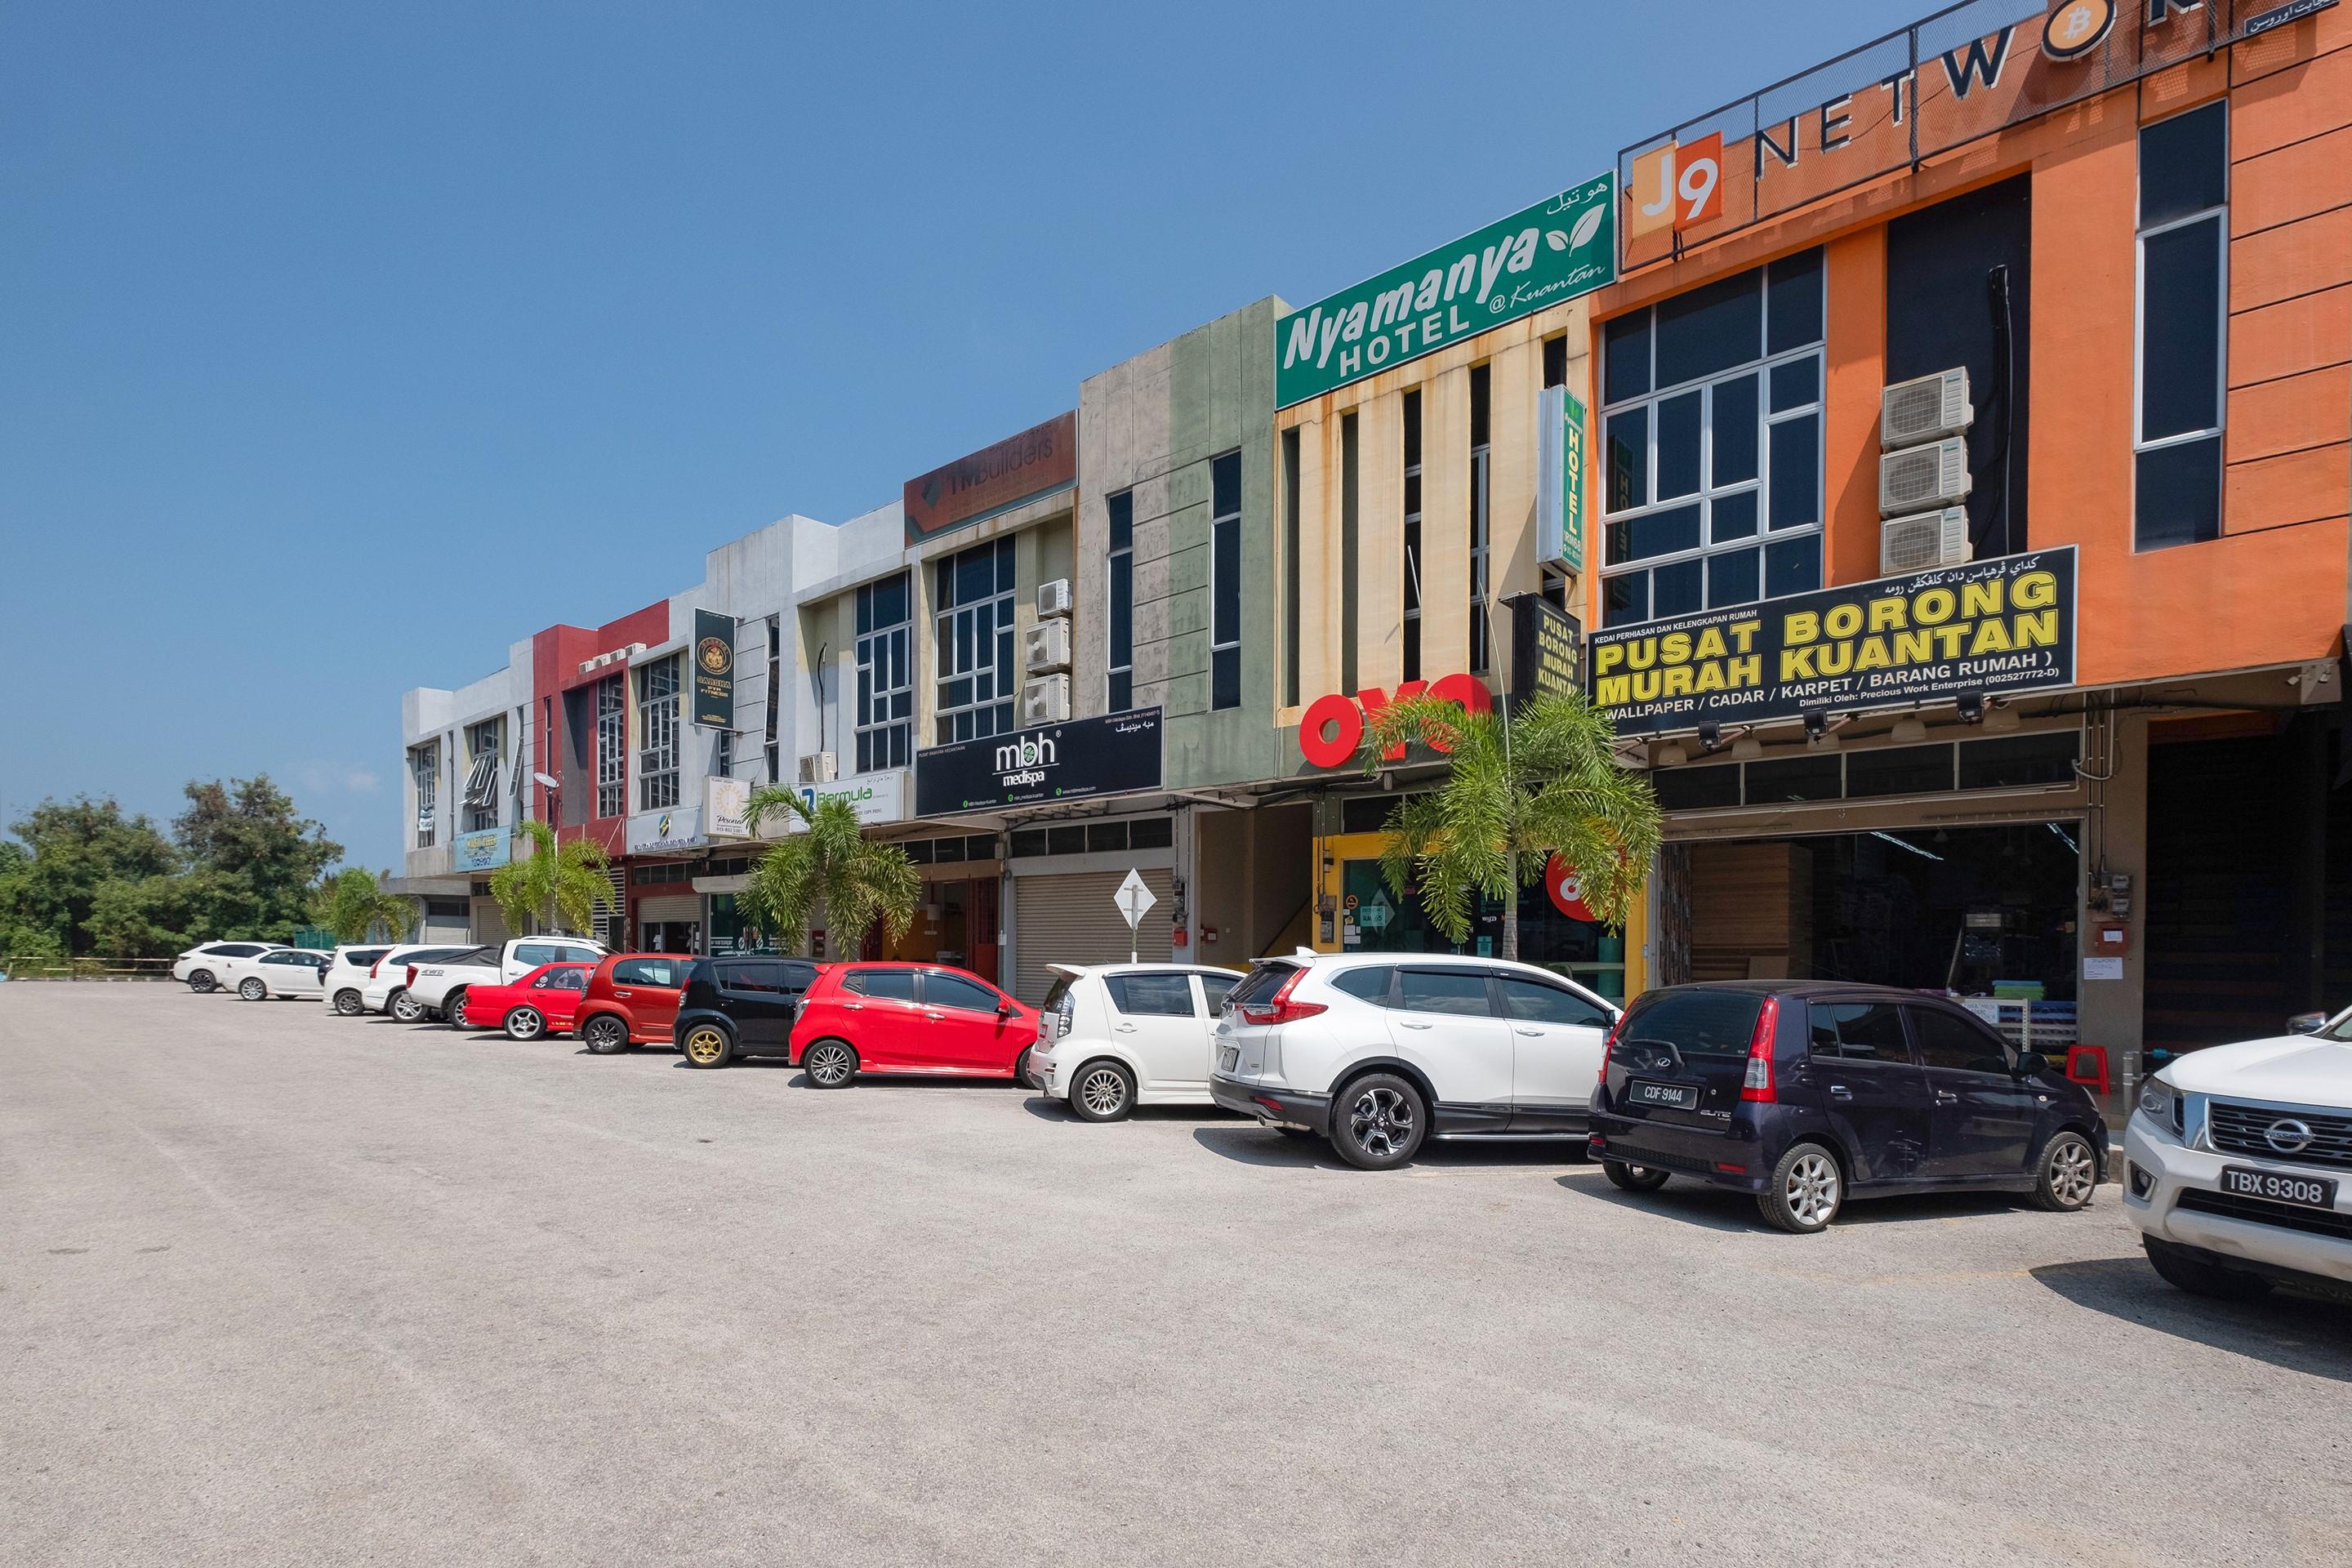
[1029, 963, 1245, 1121]
[2125, 1011, 2352, 1300]
[217, 948, 332, 1001]
[318, 946, 395, 1015]
[408, 935, 608, 1025]
[172, 941, 287, 992]
[363, 944, 479, 1021]
[1209, 951, 1620, 1169]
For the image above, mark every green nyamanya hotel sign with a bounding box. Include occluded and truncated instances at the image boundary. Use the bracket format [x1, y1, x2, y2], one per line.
[1275, 172, 1615, 408]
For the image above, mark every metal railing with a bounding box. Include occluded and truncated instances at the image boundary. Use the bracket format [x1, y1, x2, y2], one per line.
[0, 956, 179, 982]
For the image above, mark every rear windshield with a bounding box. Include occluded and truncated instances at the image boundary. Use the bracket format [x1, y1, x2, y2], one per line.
[343, 948, 390, 965]
[1226, 963, 1298, 1009]
[1622, 990, 1765, 1057]
[1040, 975, 1076, 1017]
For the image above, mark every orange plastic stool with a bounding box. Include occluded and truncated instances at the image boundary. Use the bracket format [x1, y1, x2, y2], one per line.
[2065, 1045, 2109, 1095]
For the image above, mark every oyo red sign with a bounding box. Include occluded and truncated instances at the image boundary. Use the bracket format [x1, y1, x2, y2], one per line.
[1297, 676, 1495, 769]
[1544, 853, 1597, 923]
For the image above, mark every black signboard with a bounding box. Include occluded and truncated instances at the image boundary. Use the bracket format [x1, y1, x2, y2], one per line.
[1588, 547, 2076, 736]
[693, 608, 736, 728]
[1507, 593, 1583, 709]
[915, 707, 1164, 816]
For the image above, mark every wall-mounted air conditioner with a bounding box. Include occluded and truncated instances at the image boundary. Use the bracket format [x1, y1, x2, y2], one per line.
[1022, 618, 1071, 675]
[1879, 508, 1973, 576]
[1036, 578, 1074, 618]
[1880, 368, 1972, 449]
[1878, 438, 1972, 517]
[797, 751, 837, 785]
[1021, 675, 1070, 726]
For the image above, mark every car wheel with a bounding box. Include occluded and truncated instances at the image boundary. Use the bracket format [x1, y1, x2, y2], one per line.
[238, 977, 267, 1002]
[1330, 1072, 1426, 1170]
[332, 989, 363, 1016]
[2143, 1236, 2273, 1300]
[803, 1039, 858, 1089]
[2032, 1130, 2100, 1212]
[681, 1022, 733, 1069]
[188, 969, 216, 993]
[390, 989, 425, 1024]
[582, 1015, 632, 1055]
[504, 1007, 545, 1041]
[1070, 1059, 1135, 1123]
[445, 990, 470, 1028]
[1011, 1046, 1032, 1087]
[1602, 1159, 1671, 1192]
[1760, 1143, 1843, 1234]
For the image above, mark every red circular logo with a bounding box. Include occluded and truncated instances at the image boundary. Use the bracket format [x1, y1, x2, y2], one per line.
[1544, 854, 1597, 922]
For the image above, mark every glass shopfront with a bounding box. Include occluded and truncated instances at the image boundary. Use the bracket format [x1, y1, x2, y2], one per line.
[1332, 856, 1629, 1001]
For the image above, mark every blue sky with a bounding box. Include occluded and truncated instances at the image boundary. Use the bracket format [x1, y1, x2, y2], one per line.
[0, 0, 1899, 871]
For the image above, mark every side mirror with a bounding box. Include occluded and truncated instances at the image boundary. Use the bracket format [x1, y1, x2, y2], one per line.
[998, 1000, 1015, 1018]
[2287, 1011, 2328, 1036]
[2012, 1051, 2051, 1077]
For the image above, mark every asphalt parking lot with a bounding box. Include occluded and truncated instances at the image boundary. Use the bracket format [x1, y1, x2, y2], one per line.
[4, 986, 2349, 1567]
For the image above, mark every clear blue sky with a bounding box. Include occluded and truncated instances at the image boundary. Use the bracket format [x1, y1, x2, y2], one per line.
[0, 0, 1899, 872]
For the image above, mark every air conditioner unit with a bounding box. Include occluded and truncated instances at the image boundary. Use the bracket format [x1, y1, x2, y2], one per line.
[1879, 508, 1974, 576]
[1021, 675, 1071, 726]
[1878, 438, 1972, 516]
[1022, 618, 1071, 675]
[1036, 578, 1074, 618]
[797, 751, 837, 785]
[1880, 368, 1972, 449]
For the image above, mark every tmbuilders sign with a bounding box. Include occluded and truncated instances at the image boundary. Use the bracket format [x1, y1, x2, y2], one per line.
[1275, 173, 1615, 408]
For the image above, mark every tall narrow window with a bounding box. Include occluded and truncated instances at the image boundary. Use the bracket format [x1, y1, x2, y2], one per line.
[1281, 428, 1301, 707]
[635, 655, 680, 812]
[1469, 364, 1492, 676]
[855, 571, 912, 771]
[764, 617, 781, 782]
[1339, 413, 1359, 697]
[935, 537, 1017, 742]
[1209, 451, 1242, 710]
[1542, 334, 1568, 390]
[1402, 392, 1423, 683]
[595, 675, 626, 819]
[2136, 100, 2227, 550]
[461, 719, 501, 832]
[1107, 491, 1134, 712]
[714, 725, 734, 778]
[411, 740, 439, 849]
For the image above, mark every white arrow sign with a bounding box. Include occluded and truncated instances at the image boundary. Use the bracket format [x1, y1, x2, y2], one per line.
[1113, 868, 1157, 963]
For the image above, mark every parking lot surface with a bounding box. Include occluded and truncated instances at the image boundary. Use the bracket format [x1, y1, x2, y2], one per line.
[4, 986, 2349, 1567]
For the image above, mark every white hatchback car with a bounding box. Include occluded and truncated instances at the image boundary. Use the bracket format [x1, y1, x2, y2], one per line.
[318, 946, 396, 1015]
[1209, 951, 1621, 1169]
[217, 948, 332, 1001]
[1028, 963, 1245, 1121]
[172, 941, 287, 992]
[2126, 1011, 2352, 1300]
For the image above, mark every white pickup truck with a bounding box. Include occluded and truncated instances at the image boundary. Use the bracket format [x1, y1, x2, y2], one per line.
[403, 935, 608, 1025]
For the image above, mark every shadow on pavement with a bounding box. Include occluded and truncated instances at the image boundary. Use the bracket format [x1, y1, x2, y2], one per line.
[1191, 1126, 1343, 1170]
[1556, 1171, 1761, 1234]
[2030, 1257, 2352, 1383]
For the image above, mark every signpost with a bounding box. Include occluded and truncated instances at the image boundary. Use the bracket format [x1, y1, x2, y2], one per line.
[1113, 869, 1157, 965]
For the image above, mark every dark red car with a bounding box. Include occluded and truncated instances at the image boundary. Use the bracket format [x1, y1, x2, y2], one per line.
[576, 953, 695, 1055]
[788, 963, 1039, 1089]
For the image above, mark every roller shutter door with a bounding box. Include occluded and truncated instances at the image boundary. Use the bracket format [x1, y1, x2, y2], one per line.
[638, 893, 702, 924]
[1013, 868, 1174, 1004]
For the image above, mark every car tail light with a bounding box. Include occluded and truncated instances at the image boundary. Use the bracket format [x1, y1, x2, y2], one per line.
[369, 958, 384, 979]
[1740, 996, 1782, 1103]
[1599, 1010, 1628, 1082]
[1239, 968, 1326, 1026]
[406, 964, 418, 987]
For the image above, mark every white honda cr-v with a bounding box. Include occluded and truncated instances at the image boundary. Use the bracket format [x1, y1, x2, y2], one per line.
[1209, 950, 1619, 1169]
[2125, 1009, 2352, 1300]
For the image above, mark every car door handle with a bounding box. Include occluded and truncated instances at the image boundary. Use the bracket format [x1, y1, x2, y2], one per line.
[1829, 1085, 1853, 1100]
[1116, 1022, 1138, 1032]
[1399, 1021, 1433, 1030]
[1514, 1027, 1544, 1036]
[613, 988, 634, 998]
[844, 1002, 863, 1010]
[1936, 1090, 1959, 1104]
[923, 1011, 945, 1020]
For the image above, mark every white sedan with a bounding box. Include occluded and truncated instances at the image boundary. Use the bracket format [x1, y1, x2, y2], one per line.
[1027, 963, 1245, 1121]
[217, 948, 332, 1002]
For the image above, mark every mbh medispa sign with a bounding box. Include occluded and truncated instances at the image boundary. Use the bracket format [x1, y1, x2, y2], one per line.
[915, 708, 1164, 816]
[1275, 173, 1615, 409]
[1588, 547, 2077, 736]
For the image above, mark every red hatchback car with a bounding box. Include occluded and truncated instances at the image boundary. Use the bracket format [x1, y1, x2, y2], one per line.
[789, 963, 1039, 1089]
[463, 961, 595, 1041]
[576, 953, 695, 1055]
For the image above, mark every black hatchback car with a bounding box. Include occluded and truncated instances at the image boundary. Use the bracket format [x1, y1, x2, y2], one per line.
[1589, 982, 2106, 1233]
[672, 957, 825, 1069]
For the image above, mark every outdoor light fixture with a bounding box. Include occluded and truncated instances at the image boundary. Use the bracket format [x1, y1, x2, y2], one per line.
[1956, 691, 1986, 724]
[1891, 716, 1928, 745]
[1803, 712, 1827, 739]
[1696, 720, 1722, 752]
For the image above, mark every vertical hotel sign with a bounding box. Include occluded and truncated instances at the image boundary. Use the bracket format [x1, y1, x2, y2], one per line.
[1535, 385, 1588, 572]
[693, 609, 736, 728]
[1275, 174, 1615, 409]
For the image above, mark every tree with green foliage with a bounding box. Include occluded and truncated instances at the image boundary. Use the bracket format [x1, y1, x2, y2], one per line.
[310, 866, 418, 944]
[1358, 690, 1662, 962]
[0, 797, 179, 956]
[170, 777, 342, 938]
[487, 821, 615, 936]
[739, 786, 920, 960]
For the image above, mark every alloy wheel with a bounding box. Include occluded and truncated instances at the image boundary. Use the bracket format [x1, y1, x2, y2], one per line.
[390, 991, 423, 1024]
[1347, 1085, 1415, 1160]
[684, 1027, 728, 1067]
[1078, 1065, 1129, 1119]
[2047, 1137, 2096, 1207]
[333, 990, 363, 1016]
[238, 978, 266, 1002]
[1784, 1152, 1841, 1227]
[506, 1008, 543, 1040]
[806, 1043, 855, 1087]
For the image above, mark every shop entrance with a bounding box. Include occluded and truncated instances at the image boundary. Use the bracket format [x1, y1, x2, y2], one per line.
[640, 919, 700, 955]
[869, 875, 1000, 987]
[1337, 859, 1628, 1002]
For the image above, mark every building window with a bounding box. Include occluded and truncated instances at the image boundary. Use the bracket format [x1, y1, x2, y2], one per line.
[636, 655, 680, 813]
[856, 570, 912, 771]
[1281, 427, 1302, 707]
[1340, 413, 1360, 695]
[2136, 101, 2228, 551]
[1209, 450, 1242, 710]
[1107, 492, 1134, 713]
[1599, 248, 1824, 628]
[715, 725, 734, 778]
[1403, 391, 1423, 683]
[594, 676, 626, 818]
[411, 740, 439, 849]
[764, 617, 781, 782]
[935, 536, 1017, 742]
[1469, 365, 1492, 675]
[461, 719, 501, 833]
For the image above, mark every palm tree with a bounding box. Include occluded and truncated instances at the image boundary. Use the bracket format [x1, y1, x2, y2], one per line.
[488, 820, 616, 936]
[1358, 689, 1661, 962]
[738, 786, 920, 960]
[310, 866, 417, 944]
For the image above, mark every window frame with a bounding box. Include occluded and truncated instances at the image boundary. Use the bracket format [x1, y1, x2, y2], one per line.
[595, 675, 626, 819]
[411, 739, 439, 849]
[1401, 392, 1423, 683]
[2132, 100, 2230, 553]
[933, 538, 1018, 744]
[1209, 449, 1242, 711]
[635, 655, 681, 813]
[1107, 491, 1134, 713]
[856, 570, 914, 773]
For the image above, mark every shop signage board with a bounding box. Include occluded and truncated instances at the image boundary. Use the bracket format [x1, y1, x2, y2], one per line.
[902, 412, 1078, 547]
[915, 708, 1163, 816]
[1588, 546, 2076, 736]
[627, 804, 706, 854]
[1296, 675, 1494, 769]
[1507, 595, 1584, 710]
[692, 609, 736, 728]
[452, 827, 510, 874]
[1274, 173, 1615, 409]
[795, 769, 906, 831]
[1535, 385, 1588, 572]
[706, 776, 750, 840]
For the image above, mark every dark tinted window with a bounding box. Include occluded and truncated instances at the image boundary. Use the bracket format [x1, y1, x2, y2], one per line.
[1909, 1007, 2011, 1075]
[2139, 100, 2226, 228]
[1046, 825, 1086, 856]
[1808, 1003, 1910, 1062]
[1330, 965, 1395, 1005]
[1106, 972, 1196, 1018]
[1744, 754, 1842, 804]
[1397, 968, 1495, 1018]
[1086, 822, 1127, 853]
[779, 962, 820, 992]
[2140, 218, 2221, 442]
[720, 963, 786, 994]
[1498, 976, 1612, 1027]
[213, 943, 266, 957]
[924, 971, 1000, 1013]
[1845, 744, 1954, 799]
[2135, 439, 2221, 550]
[1958, 731, 2079, 790]
[1653, 764, 1740, 812]
[1653, 267, 1762, 389]
[1604, 310, 1651, 403]
[611, 957, 688, 987]
[1198, 973, 1240, 1012]
[844, 969, 916, 1001]
[1227, 963, 1298, 1009]
[344, 948, 391, 966]
[1765, 247, 1824, 354]
[1127, 817, 1173, 850]
[514, 942, 560, 967]
[1624, 989, 1762, 1057]
[1009, 828, 1048, 858]
[534, 967, 588, 991]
